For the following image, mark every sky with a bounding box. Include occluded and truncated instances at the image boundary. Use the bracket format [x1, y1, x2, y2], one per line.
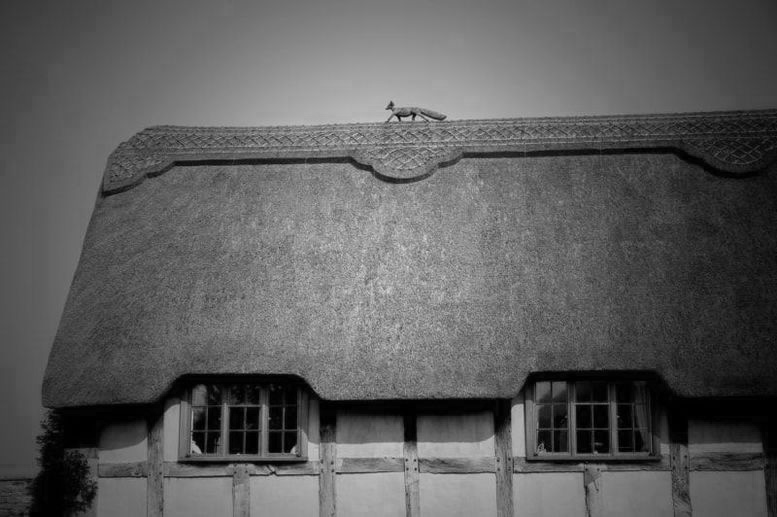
[2, 0, 777, 477]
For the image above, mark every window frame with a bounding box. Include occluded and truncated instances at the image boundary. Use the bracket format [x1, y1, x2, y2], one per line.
[524, 376, 661, 462]
[178, 379, 309, 463]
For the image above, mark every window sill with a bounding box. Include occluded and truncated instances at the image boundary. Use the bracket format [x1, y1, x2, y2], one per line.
[179, 455, 308, 463]
[525, 453, 661, 462]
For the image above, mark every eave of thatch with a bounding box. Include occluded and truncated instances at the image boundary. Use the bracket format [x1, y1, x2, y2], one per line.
[43, 111, 777, 408]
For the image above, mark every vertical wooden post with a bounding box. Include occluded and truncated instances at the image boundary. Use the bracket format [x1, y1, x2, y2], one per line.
[233, 464, 250, 517]
[583, 464, 605, 517]
[319, 405, 337, 517]
[147, 408, 165, 517]
[765, 418, 777, 517]
[403, 405, 420, 517]
[494, 400, 514, 517]
[669, 407, 692, 517]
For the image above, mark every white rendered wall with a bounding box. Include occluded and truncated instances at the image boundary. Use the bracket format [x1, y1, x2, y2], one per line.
[98, 418, 146, 463]
[420, 473, 497, 517]
[511, 393, 526, 457]
[337, 472, 405, 517]
[514, 472, 585, 517]
[417, 411, 494, 457]
[164, 477, 232, 517]
[250, 475, 319, 517]
[96, 478, 146, 517]
[600, 471, 672, 517]
[336, 410, 404, 458]
[163, 397, 180, 461]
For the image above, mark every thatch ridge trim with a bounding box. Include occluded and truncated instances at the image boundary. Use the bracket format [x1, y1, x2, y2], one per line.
[103, 109, 777, 192]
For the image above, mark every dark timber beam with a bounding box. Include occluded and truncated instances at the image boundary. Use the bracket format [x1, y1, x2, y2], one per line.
[319, 405, 337, 517]
[669, 407, 692, 517]
[403, 405, 420, 517]
[147, 407, 164, 517]
[494, 400, 514, 517]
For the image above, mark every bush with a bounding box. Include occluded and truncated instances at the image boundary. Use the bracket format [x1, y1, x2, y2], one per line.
[30, 411, 97, 516]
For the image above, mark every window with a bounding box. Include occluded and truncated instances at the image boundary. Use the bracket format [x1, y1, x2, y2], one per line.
[180, 381, 307, 461]
[525, 378, 656, 460]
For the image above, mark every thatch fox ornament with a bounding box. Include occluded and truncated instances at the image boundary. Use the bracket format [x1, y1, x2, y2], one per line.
[385, 101, 447, 122]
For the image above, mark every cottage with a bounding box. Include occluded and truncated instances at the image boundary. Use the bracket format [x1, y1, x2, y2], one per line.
[43, 110, 777, 516]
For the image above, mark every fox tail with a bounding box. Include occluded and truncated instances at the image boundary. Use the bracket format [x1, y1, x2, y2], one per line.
[419, 108, 447, 121]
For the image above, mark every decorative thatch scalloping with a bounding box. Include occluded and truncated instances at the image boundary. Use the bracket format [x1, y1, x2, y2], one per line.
[102, 110, 777, 192]
[43, 112, 777, 408]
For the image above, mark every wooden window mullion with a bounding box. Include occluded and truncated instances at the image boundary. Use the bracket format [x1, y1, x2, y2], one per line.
[609, 383, 618, 455]
[568, 384, 573, 453]
[221, 385, 228, 456]
[261, 386, 269, 456]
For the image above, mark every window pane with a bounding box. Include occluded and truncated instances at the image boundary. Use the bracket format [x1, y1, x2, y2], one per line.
[618, 430, 634, 452]
[229, 384, 246, 405]
[553, 430, 568, 453]
[192, 408, 206, 430]
[269, 406, 283, 430]
[537, 430, 551, 454]
[269, 431, 283, 453]
[535, 382, 551, 404]
[246, 432, 259, 455]
[616, 383, 634, 403]
[576, 405, 591, 428]
[191, 385, 209, 406]
[246, 407, 260, 430]
[229, 431, 244, 454]
[553, 404, 568, 428]
[551, 381, 567, 403]
[206, 433, 220, 454]
[247, 385, 261, 405]
[593, 430, 609, 453]
[593, 405, 609, 428]
[635, 429, 649, 452]
[575, 382, 591, 402]
[592, 382, 608, 402]
[229, 407, 244, 430]
[537, 405, 551, 428]
[577, 430, 592, 453]
[285, 407, 298, 430]
[284, 432, 298, 454]
[285, 388, 297, 405]
[617, 404, 633, 429]
[191, 432, 205, 455]
[269, 384, 283, 405]
[207, 385, 222, 405]
[207, 407, 222, 430]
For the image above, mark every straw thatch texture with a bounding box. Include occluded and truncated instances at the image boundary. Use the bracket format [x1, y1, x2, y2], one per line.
[43, 139, 777, 408]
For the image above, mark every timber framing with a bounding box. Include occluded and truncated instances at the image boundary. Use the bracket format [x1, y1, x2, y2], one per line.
[97, 451, 766, 478]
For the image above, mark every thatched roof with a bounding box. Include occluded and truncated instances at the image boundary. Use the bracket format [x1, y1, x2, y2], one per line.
[43, 110, 777, 408]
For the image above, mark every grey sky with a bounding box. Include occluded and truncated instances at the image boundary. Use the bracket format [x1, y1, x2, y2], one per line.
[2, 0, 776, 476]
